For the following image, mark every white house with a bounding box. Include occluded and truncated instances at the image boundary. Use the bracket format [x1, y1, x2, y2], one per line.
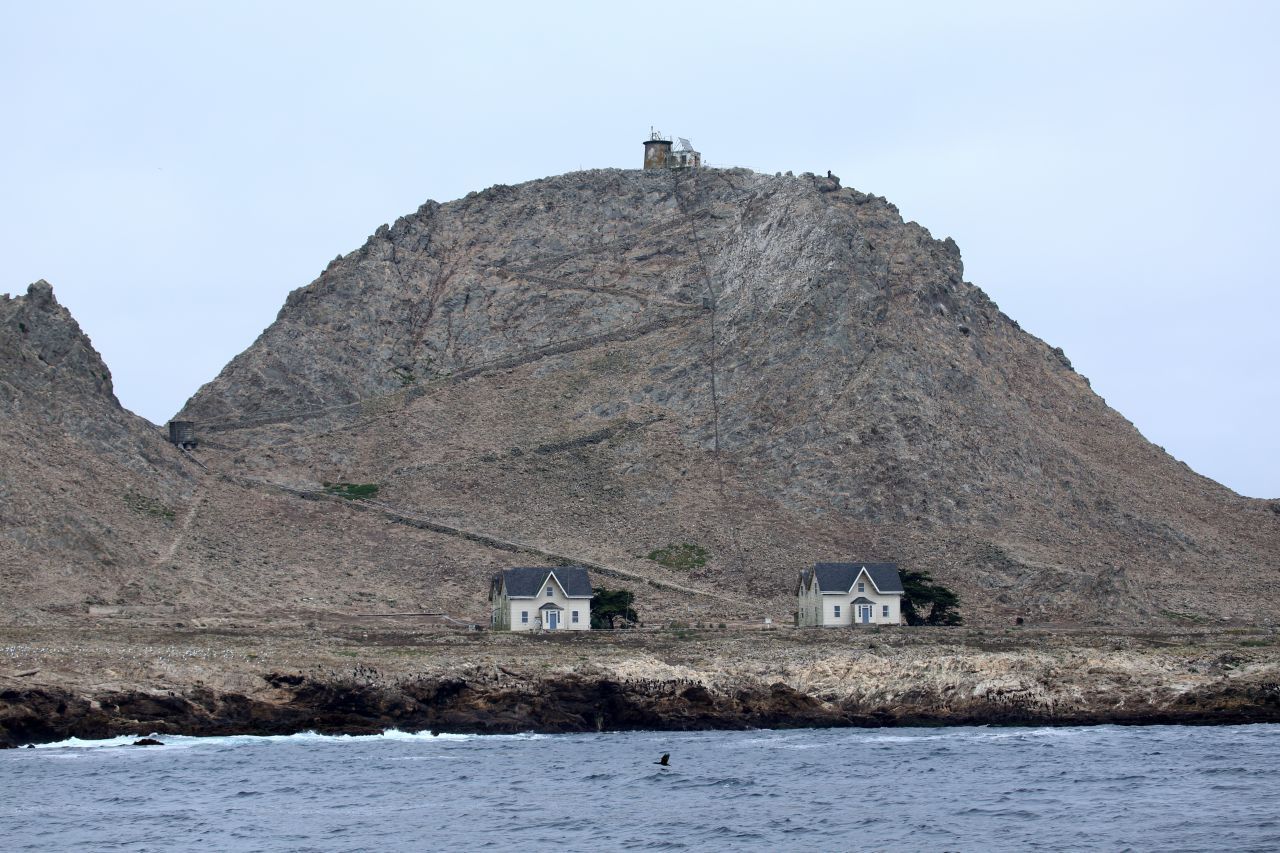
[796, 562, 904, 627]
[489, 566, 593, 631]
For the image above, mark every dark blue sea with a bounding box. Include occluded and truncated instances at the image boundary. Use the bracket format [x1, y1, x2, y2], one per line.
[3, 724, 1279, 851]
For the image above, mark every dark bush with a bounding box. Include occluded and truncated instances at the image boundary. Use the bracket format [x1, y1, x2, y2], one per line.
[901, 570, 962, 626]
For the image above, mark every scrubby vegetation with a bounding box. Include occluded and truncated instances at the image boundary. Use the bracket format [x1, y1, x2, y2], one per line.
[646, 542, 708, 571]
[1161, 609, 1208, 623]
[122, 490, 175, 521]
[323, 482, 380, 500]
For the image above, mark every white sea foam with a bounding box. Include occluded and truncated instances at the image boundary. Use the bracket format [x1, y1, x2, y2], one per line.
[29, 728, 488, 751]
[26, 728, 570, 751]
[32, 734, 156, 750]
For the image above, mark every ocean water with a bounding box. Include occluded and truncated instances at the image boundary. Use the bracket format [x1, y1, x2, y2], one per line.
[3, 724, 1279, 851]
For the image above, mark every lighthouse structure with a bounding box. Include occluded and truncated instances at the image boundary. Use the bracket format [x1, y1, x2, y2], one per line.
[643, 129, 700, 170]
[643, 129, 672, 169]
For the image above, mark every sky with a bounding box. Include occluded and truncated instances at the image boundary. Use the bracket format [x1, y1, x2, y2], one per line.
[2, 1, 1277, 498]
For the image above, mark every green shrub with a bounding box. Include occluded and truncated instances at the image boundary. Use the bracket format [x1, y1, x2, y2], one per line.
[591, 587, 638, 629]
[323, 482, 380, 500]
[646, 542, 708, 571]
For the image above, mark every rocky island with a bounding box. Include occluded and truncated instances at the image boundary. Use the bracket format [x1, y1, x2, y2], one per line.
[2, 167, 1278, 745]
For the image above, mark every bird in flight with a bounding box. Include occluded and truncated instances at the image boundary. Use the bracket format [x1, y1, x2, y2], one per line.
[655, 753, 670, 767]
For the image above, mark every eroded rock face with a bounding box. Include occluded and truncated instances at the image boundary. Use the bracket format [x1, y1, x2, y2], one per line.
[173, 168, 1279, 625]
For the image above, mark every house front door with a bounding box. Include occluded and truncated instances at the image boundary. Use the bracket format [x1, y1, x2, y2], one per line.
[859, 605, 872, 624]
[546, 610, 560, 630]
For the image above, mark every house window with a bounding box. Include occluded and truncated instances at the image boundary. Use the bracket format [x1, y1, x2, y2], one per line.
[857, 582, 865, 592]
[521, 611, 529, 624]
[833, 605, 841, 619]
[883, 605, 890, 617]
[572, 610, 579, 623]
[546, 587, 553, 597]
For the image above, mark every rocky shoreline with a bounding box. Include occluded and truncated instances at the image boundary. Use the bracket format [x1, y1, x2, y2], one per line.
[4, 669, 1280, 748]
[3, 622, 1279, 746]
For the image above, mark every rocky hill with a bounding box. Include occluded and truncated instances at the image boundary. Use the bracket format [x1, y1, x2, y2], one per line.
[160, 167, 1277, 626]
[0, 282, 195, 616]
[3, 169, 1277, 628]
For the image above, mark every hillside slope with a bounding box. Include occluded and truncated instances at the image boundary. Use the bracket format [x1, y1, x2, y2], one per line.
[0, 282, 197, 616]
[170, 168, 1279, 625]
[1, 283, 618, 625]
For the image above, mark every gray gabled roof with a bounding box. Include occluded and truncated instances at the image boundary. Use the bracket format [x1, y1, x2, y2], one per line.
[811, 562, 904, 595]
[494, 566, 593, 598]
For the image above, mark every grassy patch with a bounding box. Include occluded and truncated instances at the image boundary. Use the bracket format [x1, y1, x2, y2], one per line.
[323, 482, 380, 500]
[588, 351, 629, 374]
[1237, 638, 1275, 647]
[123, 490, 176, 521]
[646, 542, 708, 571]
[1160, 609, 1208, 624]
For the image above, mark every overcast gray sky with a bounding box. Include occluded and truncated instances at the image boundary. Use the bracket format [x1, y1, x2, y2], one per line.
[2, 1, 1276, 498]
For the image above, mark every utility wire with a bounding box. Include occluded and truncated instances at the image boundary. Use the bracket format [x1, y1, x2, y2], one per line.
[672, 169, 725, 493]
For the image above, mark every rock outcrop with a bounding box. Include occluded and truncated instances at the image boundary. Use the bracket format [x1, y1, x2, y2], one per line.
[1, 280, 117, 409]
[2, 626, 1277, 746]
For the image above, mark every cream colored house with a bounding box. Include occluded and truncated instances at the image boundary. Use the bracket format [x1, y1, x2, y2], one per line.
[796, 562, 904, 627]
[490, 566, 593, 631]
